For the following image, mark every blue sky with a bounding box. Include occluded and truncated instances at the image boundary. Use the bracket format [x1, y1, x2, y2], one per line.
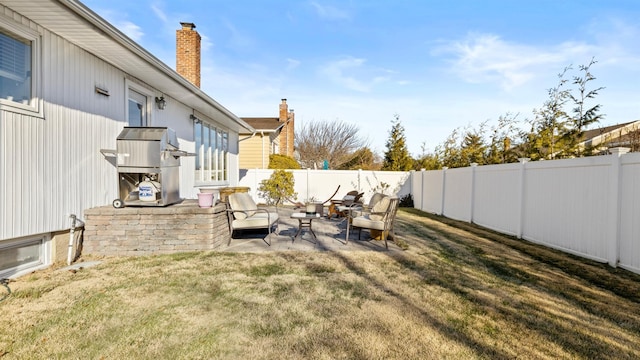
[81, 0, 640, 156]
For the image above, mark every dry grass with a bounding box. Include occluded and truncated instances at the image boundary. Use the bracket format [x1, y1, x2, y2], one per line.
[1, 209, 639, 359]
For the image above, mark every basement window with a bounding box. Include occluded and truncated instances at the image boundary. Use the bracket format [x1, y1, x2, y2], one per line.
[0, 235, 50, 278]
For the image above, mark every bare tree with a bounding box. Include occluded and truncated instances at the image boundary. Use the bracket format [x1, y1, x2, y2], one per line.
[295, 120, 367, 169]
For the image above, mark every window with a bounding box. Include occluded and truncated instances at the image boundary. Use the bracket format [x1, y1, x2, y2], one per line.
[0, 235, 50, 278]
[194, 120, 228, 184]
[127, 88, 149, 126]
[0, 16, 39, 114]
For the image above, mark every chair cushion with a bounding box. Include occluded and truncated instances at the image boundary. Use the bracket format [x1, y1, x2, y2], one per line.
[370, 196, 391, 221]
[228, 193, 257, 220]
[368, 193, 385, 208]
[232, 211, 278, 229]
[352, 215, 385, 230]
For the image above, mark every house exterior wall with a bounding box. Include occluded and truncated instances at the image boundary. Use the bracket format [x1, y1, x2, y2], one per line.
[239, 134, 270, 169]
[0, 4, 240, 273]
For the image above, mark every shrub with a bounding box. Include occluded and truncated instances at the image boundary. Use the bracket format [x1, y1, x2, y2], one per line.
[258, 170, 296, 205]
[399, 194, 414, 208]
[269, 154, 301, 169]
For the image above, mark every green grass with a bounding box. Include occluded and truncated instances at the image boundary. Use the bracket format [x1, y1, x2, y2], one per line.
[1, 209, 640, 359]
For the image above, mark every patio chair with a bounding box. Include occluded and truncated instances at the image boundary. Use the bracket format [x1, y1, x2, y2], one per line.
[327, 190, 364, 219]
[337, 192, 385, 219]
[345, 196, 399, 249]
[226, 192, 279, 246]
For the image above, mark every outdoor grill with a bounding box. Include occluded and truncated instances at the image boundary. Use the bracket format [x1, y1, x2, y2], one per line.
[102, 126, 193, 208]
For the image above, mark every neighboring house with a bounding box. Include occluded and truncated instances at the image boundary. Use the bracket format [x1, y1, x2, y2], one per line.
[0, 0, 254, 278]
[578, 120, 640, 154]
[239, 99, 295, 169]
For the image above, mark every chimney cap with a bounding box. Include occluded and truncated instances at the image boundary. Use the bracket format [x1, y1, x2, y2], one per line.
[180, 22, 196, 30]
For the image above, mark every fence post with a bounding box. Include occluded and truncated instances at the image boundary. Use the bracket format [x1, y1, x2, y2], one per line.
[470, 163, 478, 223]
[420, 169, 425, 211]
[516, 158, 529, 239]
[306, 168, 311, 201]
[607, 147, 629, 267]
[440, 167, 448, 216]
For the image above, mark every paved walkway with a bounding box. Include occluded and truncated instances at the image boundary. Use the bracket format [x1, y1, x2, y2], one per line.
[221, 207, 402, 253]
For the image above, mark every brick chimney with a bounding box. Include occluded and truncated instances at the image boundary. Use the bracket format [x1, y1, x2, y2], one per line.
[278, 99, 295, 157]
[176, 22, 201, 88]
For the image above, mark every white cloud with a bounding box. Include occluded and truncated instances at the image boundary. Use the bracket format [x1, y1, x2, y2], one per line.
[150, 3, 167, 23]
[116, 21, 144, 42]
[222, 19, 255, 50]
[319, 57, 391, 92]
[432, 33, 597, 91]
[309, 1, 350, 20]
[286, 58, 301, 70]
[95, 9, 145, 42]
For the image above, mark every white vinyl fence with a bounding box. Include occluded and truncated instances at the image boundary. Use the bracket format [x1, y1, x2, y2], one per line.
[239, 169, 412, 206]
[411, 149, 640, 275]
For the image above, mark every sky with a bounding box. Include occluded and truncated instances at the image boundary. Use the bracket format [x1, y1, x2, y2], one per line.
[81, 0, 640, 156]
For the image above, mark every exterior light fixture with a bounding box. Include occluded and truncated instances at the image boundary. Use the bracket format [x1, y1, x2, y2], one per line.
[155, 96, 167, 110]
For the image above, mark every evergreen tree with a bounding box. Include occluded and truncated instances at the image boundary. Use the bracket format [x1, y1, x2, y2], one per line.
[459, 122, 487, 166]
[382, 114, 413, 171]
[414, 142, 441, 170]
[526, 67, 572, 160]
[565, 57, 605, 156]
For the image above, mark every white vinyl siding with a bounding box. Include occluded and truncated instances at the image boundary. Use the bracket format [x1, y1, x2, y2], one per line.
[0, 14, 123, 240]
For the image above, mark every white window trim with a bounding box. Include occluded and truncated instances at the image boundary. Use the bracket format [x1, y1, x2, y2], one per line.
[0, 234, 51, 279]
[125, 79, 155, 126]
[194, 119, 230, 186]
[0, 14, 42, 117]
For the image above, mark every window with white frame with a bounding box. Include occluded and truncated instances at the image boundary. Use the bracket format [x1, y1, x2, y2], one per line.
[194, 120, 228, 184]
[126, 81, 153, 127]
[0, 235, 50, 278]
[0, 16, 39, 114]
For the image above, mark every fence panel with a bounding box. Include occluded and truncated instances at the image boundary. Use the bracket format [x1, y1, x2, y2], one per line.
[238, 169, 411, 205]
[521, 157, 612, 262]
[412, 171, 423, 210]
[618, 153, 640, 273]
[443, 167, 473, 222]
[421, 170, 444, 214]
[473, 163, 522, 236]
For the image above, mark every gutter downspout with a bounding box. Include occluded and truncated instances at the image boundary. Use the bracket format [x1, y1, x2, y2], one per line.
[67, 214, 85, 265]
[261, 131, 266, 169]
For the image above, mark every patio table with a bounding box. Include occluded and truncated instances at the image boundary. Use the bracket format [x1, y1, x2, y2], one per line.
[291, 212, 321, 243]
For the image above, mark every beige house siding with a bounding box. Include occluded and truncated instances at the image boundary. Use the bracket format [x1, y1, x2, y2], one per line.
[239, 135, 271, 169]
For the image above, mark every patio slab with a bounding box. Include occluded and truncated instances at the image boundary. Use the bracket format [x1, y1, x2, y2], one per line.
[222, 207, 403, 253]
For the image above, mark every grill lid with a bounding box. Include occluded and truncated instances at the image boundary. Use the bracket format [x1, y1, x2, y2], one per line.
[117, 127, 178, 149]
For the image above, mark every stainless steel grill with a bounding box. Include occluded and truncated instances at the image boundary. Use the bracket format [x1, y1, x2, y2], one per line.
[102, 127, 193, 208]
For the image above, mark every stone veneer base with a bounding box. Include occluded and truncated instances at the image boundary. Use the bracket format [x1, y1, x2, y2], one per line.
[82, 200, 229, 257]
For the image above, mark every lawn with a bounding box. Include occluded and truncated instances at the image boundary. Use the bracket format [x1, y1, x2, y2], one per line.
[1, 209, 639, 359]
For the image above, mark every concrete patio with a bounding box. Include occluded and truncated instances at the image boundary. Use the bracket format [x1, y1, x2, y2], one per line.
[222, 206, 403, 253]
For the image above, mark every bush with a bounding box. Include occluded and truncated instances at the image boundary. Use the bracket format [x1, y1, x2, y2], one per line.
[258, 170, 296, 205]
[269, 154, 301, 169]
[399, 194, 414, 208]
